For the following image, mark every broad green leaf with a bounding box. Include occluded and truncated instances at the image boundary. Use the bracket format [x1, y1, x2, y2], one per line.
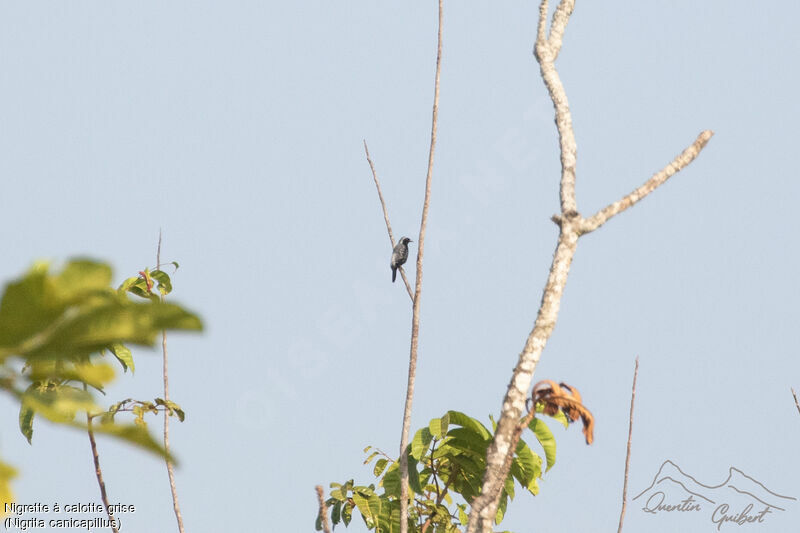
[19, 384, 96, 425]
[495, 492, 508, 525]
[109, 344, 134, 373]
[0, 263, 61, 348]
[373, 458, 389, 477]
[536, 402, 569, 428]
[458, 504, 468, 525]
[29, 362, 115, 390]
[504, 473, 515, 501]
[155, 398, 186, 422]
[407, 455, 422, 495]
[18, 404, 34, 444]
[445, 411, 491, 440]
[27, 300, 202, 359]
[528, 417, 557, 472]
[445, 428, 490, 458]
[429, 413, 449, 439]
[382, 463, 400, 498]
[352, 492, 374, 527]
[342, 500, 353, 526]
[511, 441, 538, 488]
[410, 427, 433, 460]
[53, 260, 112, 300]
[150, 270, 172, 296]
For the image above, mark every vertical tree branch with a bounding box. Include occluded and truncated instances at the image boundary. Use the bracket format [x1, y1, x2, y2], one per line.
[399, 1, 443, 532]
[157, 232, 185, 533]
[792, 388, 800, 416]
[535, 0, 578, 215]
[466, 1, 712, 530]
[85, 393, 119, 533]
[364, 141, 415, 301]
[617, 357, 639, 533]
[315, 485, 332, 533]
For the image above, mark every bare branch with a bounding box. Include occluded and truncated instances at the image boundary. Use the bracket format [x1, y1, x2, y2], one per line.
[364, 141, 415, 301]
[581, 130, 714, 233]
[158, 232, 186, 533]
[617, 357, 639, 533]
[399, 1, 443, 531]
[467, 3, 712, 530]
[534, 0, 578, 215]
[315, 485, 331, 533]
[548, 0, 576, 57]
[85, 386, 119, 533]
[792, 388, 800, 416]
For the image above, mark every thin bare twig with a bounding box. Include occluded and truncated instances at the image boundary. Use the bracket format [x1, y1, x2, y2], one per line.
[466, 1, 713, 530]
[399, 2, 443, 532]
[618, 357, 639, 533]
[792, 388, 800, 416]
[315, 485, 331, 533]
[85, 385, 119, 533]
[364, 141, 414, 301]
[158, 232, 185, 533]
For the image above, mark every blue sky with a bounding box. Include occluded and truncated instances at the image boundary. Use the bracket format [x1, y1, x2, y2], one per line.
[0, 1, 798, 532]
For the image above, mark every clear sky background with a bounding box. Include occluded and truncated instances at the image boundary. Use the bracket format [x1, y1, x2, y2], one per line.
[0, 1, 798, 532]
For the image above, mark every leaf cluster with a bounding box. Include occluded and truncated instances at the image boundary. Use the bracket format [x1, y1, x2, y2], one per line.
[317, 409, 568, 533]
[0, 259, 201, 507]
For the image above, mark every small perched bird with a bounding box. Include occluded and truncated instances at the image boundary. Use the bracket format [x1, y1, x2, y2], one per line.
[390, 237, 413, 282]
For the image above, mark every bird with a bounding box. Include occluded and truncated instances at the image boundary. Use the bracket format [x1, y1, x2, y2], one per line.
[390, 237, 412, 283]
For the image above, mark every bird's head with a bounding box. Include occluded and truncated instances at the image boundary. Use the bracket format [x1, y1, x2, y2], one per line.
[401, 237, 413, 245]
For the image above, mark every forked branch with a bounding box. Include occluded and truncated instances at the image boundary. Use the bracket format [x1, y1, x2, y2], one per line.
[466, 1, 713, 531]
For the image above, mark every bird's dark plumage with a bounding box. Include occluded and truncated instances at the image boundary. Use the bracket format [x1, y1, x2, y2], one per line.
[391, 237, 412, 282]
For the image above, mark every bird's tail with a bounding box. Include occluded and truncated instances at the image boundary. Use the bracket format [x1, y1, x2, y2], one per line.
[392, 267, 397, 282]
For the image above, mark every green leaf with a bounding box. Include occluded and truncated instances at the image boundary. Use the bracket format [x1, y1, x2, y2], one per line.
[495, 492, 508, 524]
[19, 403, 34, 444]
[109, 344, 134, 373]
[410, 427, 433, 460]
[381, 463, 400, 498]
[511, 439, 542, 495]
[150, 270, 173, 296]
[364, 450, 380, 465]
[407, 455, 422, 495]
[19, 384, 96, 425]
[154, 398, 186, 422]
[445, 411, 492, 440]
[528, 418, 557, 472]
[536, 402, 569, 428]
[373, 458, 389, 477]
[457, 504, 468, 526]
[33, 362, 115, 390]
[429, 413, 449, 439]
[53, 260, 112, 299]
[445, 427, 490, 458]
[0, 262, 61, 349]
[342, 500, 353, 526]
[352, 492, 374, 527]
[26, 300, 202, 360]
